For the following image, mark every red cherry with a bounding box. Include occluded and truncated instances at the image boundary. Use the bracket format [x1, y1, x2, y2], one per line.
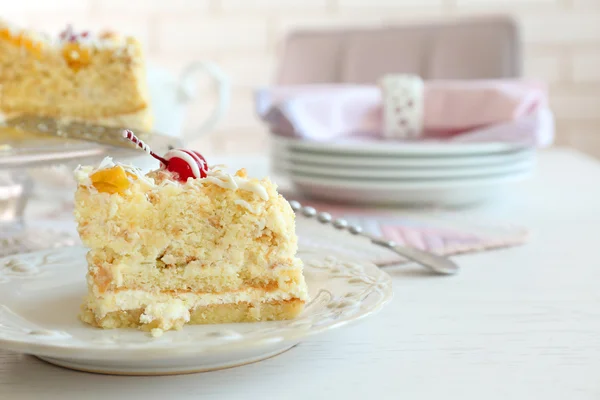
[120, 131, 210, 183]
[163, 149, 209, 183]
[166, 157, 196, 182]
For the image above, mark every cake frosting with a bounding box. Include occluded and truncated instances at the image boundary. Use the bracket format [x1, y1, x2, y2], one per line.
[0, 19, 136, 52]
[74, 156, 271, 201]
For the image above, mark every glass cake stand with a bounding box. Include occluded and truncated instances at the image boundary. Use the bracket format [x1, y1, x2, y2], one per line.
[0, 130, 182, 257]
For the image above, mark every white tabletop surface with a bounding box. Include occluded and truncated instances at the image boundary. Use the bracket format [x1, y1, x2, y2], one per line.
[1, 147, 599, 399]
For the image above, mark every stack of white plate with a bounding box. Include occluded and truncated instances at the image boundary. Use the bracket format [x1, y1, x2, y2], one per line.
[271, 136, 536, 207]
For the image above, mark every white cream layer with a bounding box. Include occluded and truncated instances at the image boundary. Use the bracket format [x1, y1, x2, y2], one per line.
[90, 286, 309, 319]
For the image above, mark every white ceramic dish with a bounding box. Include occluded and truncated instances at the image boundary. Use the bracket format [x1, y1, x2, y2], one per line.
[273, 135, 525, 156]
[273, 156, 536, 179]
[0, 240, 392, 375]
[272, 145, 536, 168]
[288, 170, 534, 207]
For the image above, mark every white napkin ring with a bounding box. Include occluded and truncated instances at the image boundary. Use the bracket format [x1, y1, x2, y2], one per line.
[379, 74, 424, 140]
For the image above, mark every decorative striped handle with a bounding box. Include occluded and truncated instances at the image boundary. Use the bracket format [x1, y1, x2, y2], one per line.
[122, 130, 169, 166]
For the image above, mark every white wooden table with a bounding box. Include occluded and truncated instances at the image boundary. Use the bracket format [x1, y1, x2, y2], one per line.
[1, 148, 599, 399]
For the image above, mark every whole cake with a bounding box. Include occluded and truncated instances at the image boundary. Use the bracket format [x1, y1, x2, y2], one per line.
[74, 131, 308, 335]
[0, 20, 152, 131]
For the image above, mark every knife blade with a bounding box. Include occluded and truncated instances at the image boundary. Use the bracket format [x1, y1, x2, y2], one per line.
[1, 114, 182, 151]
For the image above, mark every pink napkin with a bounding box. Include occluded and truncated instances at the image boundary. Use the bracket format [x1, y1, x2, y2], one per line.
[255, 80, 554, 146]
[288, 195, 529, 266]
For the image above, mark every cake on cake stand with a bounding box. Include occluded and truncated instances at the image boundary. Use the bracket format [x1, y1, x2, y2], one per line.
[0, 60, 230, 257]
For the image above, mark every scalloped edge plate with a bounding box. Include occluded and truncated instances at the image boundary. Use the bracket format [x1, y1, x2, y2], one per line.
[273, 155, 536, 179]
[271, 145, 536, 168]
[0, 236, 392, 375]
[272, 135, 525, 156]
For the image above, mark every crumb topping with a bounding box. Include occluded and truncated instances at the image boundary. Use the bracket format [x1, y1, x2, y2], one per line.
[0, 19, 136, 65]
[75, 156, 271, 200]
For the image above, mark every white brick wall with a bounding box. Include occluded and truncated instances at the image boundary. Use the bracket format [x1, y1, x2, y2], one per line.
[3, 0, 600, 158]
[572, 55, 600, 82]
[519, 14, 600, 44]
[338, 0, 443, 8]
[218, 54, 276, 88]
[457, 0, 557, 4]
[573, 0, 600, 9]
[551, 93, 600, 120]
[156, 17, 269, 54]
[6, 0, 88, 12]
[219, 0, 330, 11]
[557, 122, 600, 159]
[524, 54, 562, 83]
[91, 0, 211, 13]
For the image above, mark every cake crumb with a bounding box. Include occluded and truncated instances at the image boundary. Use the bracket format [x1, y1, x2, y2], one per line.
[140, 300, 190, 330]
[249, 304, 261, 320]
[161, 254, 176, 265]
[150, 328, 164, 338]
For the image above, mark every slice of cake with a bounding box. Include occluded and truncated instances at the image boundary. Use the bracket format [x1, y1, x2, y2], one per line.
[74, 131, 308, 334]
[0, 20, 152, 133]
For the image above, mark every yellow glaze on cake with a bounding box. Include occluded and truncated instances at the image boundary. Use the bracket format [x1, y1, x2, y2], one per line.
[0, 19, 152, 133]
[74, 158, 309, 334]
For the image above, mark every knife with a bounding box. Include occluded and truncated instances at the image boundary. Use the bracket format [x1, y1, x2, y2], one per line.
[1, 114, 182, 151]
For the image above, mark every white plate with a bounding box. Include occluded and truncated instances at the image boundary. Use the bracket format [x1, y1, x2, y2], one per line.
[273, 135, 525, 156]
[273, 156, 536, 179]
[288, 170, 534, 207]
[272, 146, 536, 168]
[0, 243, 392, 375]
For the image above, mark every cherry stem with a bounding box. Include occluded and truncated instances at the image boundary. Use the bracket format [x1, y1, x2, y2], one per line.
[122, 130, 169, 166]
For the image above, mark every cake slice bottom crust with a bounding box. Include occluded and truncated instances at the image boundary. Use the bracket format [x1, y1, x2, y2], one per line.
[80, 299, 305, 331]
